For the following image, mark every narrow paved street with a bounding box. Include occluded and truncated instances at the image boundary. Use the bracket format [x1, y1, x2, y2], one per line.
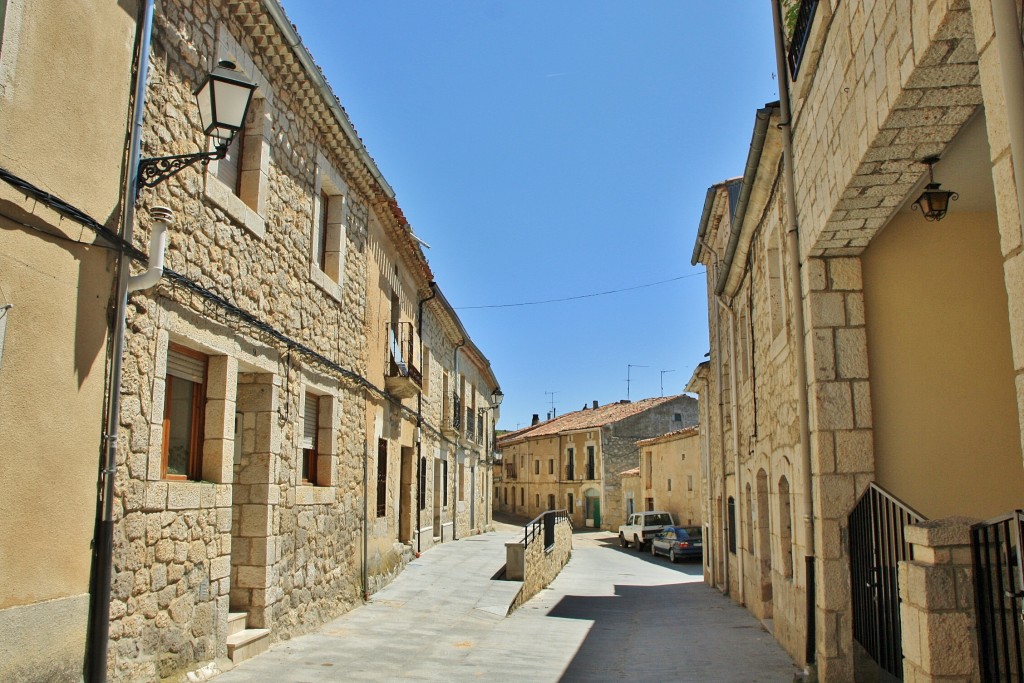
[216, 522, 799, 682]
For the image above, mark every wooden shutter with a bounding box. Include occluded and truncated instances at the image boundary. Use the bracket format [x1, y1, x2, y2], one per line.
[302, 393, 318, 450]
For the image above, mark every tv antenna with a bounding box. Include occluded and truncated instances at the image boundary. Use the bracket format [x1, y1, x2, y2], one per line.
[660, 369, 676, 397]
[544, 390, 559, 418]
[626, 364, 648, 401]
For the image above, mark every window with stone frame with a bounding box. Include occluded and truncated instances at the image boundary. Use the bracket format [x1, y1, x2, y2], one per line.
[534, 459, 540, 475]
[300, 392, 320, 485]
[767, 226, 786, 339]
[312, 157, 346, 289]
[163, 344, 208, 480]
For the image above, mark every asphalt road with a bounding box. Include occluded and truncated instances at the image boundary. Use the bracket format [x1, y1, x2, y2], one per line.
[214, 521, 800, 682]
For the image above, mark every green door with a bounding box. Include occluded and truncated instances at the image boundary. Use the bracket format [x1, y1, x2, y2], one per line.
[593, 499, 601, 528]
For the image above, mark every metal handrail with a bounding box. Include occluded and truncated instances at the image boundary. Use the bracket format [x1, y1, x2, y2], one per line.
[523, 509, 571, 550]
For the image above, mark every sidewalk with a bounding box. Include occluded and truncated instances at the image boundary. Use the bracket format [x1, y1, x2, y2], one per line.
[214, 524, 799, 682]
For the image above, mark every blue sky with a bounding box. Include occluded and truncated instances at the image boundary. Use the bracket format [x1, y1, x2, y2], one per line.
[281, 2, 780, 430]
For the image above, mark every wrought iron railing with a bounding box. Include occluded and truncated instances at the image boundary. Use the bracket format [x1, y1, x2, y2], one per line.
[524, 509, 571, 551]
[787, 0, 819, 80]
[972, 511, 1024, 682]
[452, 393, 461, 430]
[465, 406, 475, 441]
[848, 483, 925, 679]
[385, 321, 420, 384]
[565, 463, 575, 481]
[505, 463, 517, 480]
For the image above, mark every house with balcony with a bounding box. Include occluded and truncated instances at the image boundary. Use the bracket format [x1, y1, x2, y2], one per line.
[690, 0, 1024, 679]
[5, 0, 506, 679]
[496, 395, 698, 530]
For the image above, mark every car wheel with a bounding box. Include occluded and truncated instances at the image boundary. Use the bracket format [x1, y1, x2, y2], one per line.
[619, 533, 627, 548]
[634, 535, 643, 551]
[669, 549, 678, 564]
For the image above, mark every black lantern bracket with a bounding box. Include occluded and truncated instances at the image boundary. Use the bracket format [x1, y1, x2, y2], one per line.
[137, 143, 230, 189]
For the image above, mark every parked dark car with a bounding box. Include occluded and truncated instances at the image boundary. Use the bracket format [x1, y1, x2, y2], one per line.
[650, 525, 703, 562]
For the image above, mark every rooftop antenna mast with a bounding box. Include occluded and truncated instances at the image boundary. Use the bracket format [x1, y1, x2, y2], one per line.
[544, 390, 559, 418]
[660, 369, 676, 397]
[626, 364, 648, 401]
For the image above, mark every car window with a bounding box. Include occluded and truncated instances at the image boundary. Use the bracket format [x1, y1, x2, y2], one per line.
[665, 531, 675, 540]
[680, 526, 702, 539]
[646, 513, 672, 526]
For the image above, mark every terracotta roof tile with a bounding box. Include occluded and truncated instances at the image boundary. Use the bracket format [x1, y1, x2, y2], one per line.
[636, 425, 699, 447]
[497, 395, 682, 447]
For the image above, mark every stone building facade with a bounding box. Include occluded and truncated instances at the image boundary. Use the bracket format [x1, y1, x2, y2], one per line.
[81, 0, 502, 680]
[689, 0, 1024, 679]
[634, 426, 702, 527]
[496, 395, 697, 530]
[0, 2, 138, 681]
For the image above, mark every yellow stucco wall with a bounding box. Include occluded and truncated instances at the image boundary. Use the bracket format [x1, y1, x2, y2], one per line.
[863, 210, 1024, 519]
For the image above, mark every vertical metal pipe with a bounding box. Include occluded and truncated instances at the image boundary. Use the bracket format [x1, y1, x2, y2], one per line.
[362, 438, 369, 600]
[87, 1, 155, 680]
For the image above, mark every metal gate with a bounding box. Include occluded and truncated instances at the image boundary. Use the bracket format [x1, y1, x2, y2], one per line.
[972, 511, 1024, 681]
[848, 483, 925, 679]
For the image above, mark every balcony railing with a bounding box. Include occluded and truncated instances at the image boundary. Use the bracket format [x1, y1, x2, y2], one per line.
[452, 393, 461, 430]
[565, 464, 576, 481]
[786, 0, 819, 80]
[505, 463, 518, 480]
[465, 406, 475, 441]
[384, 321, 421, 398]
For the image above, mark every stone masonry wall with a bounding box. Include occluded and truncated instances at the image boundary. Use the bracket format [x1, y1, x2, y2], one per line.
[602, 395, 698, 530]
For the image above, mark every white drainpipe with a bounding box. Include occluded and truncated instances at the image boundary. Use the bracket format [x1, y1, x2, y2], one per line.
[128, 206, 173, 292]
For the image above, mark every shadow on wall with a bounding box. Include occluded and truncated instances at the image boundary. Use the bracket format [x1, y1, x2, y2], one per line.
[547, 583, 798, 681]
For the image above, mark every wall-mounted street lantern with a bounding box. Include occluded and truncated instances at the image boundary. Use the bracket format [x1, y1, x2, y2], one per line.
[490, 387, 504, 408]
[137, 60, 257, 189]
[912, 156, 958, 222]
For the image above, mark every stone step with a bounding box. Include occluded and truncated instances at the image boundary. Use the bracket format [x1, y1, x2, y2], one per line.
[227, 611, 248, 637]
[226, 628, 270, 664]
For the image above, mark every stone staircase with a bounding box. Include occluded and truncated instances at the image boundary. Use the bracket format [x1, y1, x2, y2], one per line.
[226, 611, 270, 664]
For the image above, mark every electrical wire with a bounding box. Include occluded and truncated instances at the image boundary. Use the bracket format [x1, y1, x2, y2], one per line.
[455, 271, 707, 310]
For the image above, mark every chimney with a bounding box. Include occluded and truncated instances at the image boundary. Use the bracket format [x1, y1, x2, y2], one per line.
[532, 414, 540, 426]
[592, 400, 599, 409]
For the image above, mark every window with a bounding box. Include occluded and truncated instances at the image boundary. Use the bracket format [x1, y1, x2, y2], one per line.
[215, 132, 243, 193]
[645, 451, 652, 486]
[586, 446, 595, 480]
[442, 459, 449, 507]
[566, 448, 574, 480]
[312, 158, 346, 288]
[503, 487, 508, 505]
[419, 457, 427, 511]
[301, 392, 320, 484]
[535, 493, 540, 508]
[548, 459, 554, 475]
[767, 228, 785, 339]
[673, 412, 682, 422]
[745, 483, 754, 554]
[779, 476, 794, 578]
[645, 497, 654, 512]
[458, 463, 465, 501]
[687, 475, 693, 492]
[162, 345, 208, 480]
[205, 93, 268, 238]
[548, 494, 555, 510]
[567, 492, 574, 512]
[376, 439, 387, 517]
[421, 346, 430, 394]
[519, 488, 524, 506]
[626, 496, 634, 516]
[668, 478, 672, 492]
[534, 459, 540, 475]
[728, 496, 737, 554]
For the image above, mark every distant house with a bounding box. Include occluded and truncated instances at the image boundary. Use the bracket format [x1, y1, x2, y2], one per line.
[634, 426, 701, 526]
[496, 395, 697, 530]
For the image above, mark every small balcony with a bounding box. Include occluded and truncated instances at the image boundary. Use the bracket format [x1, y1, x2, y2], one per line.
[465, 406, 475, 442]
[384, 321, 421, 399]
[786, 0, 819, 80]
[442, 393, 461, 438]
[505, 463, 518, 480]
[564, 464, 576, 482]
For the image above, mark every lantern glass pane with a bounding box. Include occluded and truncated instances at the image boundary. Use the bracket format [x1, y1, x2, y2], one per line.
[195, 79, 215, 136]
[211, 78, 252, 130]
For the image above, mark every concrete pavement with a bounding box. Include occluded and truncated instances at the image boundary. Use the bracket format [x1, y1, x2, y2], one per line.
[214, 522, 800, 681]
